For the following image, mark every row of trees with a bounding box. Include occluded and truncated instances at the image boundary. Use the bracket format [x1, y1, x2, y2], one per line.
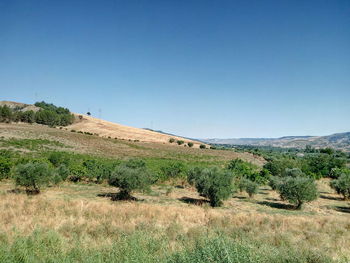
[2, 147, 349, 209]
[168, 138, 207, 149]
[0, 101, 74, 127]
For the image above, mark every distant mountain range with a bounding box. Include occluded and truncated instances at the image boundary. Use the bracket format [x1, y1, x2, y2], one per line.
[202, 132, 350, 152]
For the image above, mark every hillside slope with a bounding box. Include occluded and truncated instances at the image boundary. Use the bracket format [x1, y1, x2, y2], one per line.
[68, 113, 203, 147]
[0, 101, 203, 147]
[0, 122, 265, 166]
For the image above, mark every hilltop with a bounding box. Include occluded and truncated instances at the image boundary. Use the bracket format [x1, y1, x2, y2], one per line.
[0, 101, 204, 148]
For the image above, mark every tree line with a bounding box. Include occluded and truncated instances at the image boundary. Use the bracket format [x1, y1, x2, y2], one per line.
[0, 101, 74, 127]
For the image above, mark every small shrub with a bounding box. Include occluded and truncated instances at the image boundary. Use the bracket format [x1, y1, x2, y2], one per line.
[161, 162, 185, 179]
[47, 151, 71, 167]
[108, 159, 153, 199]
[245, 180, 258, 198]
[169, 138, 175, 143]
[268, 176, 282, 190]
[277, 177, 318, 209]
[83, 159, 117, 183]
[187, 142, 193, 147]
[56, 164, 70, 181]
[330, 173, 350, 200]
[177, 140, 184, 145]
[187, 167, 203, 186]
[329, 167, 350, 179]
[68, 163, 87, 182]
[237, 178, 249, 192]
[199, 144, 206, 149]
[0, 151, 14, 180]
[282, 168, 304, 177]
[13, 162, 54, 194]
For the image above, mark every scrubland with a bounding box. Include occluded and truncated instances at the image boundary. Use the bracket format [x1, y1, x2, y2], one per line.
[0, 122, 349, 263]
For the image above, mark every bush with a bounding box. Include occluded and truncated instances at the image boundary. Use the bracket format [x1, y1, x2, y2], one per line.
[268, 176, 282, 190]
[177, 140, 184, 145]
[245, 180, 258, 198]
[263, 158, 299, 177]
[56, 164, 70, 181]
[68, 163, 87, 182]
[83, 159, 117, 183]
[277, 177, 318, 209]
[20, 110, 35, 123]
[169, 138, 175, 143]
[108, 159, 153, 199]
[329, 167, 350, 179]
[47, 151, 71, 167]
[13, 162, 54, 194]
[199, 144, 206, 149]
[0, 158, 12, 180]
[161, 162, 185, 179]
[330, 173, 350, 200]
[189, 167, 234, 207]
[187, 167, 203, 186]
[257, 169, 271, 184]
[282, 168, 304, 177]
[227, 159, 262, 183]
[0, 150, 15, 180]
[187, 142, 193, 147]
[237, 178, 249, 192]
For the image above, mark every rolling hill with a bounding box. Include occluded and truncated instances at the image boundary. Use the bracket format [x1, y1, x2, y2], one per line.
[0, 101, 204, 148]
[203, 132, 350, 151]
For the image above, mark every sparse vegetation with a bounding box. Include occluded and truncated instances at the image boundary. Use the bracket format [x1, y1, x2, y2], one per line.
[199, 144, 206, 149]
[0, 122, 349, 262]
[187, 142, 193, 147]
[169, 138, 175, 143]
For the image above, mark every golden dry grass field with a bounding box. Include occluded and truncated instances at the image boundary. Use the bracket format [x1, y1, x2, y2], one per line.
[0, 178, 349, 262]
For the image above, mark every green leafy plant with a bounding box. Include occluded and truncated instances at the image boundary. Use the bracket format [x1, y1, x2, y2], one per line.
[108, 159, 153, 200]
[13, 162, 54, 194]
[177, 140, 184, 145]
[244, 180, 259, 198]
[330, 173, 350, 200]
[189, 167, 234, 207]
[161, 162, 185, 179]
[277, 177, 318, 209]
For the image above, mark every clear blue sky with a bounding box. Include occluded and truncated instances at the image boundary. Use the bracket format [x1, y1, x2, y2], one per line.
[1, 0, 349, 138]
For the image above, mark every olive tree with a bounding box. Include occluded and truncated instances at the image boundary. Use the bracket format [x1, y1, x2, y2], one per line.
[277, 177, 318, 209]
[330, 173, 350, 200]
[188, 167, 234, 207]
[108, 159, 153, 200]
[13, 162, 54, 194]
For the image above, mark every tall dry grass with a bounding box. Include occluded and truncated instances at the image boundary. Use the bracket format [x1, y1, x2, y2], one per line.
[0, 190, 349, 262]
